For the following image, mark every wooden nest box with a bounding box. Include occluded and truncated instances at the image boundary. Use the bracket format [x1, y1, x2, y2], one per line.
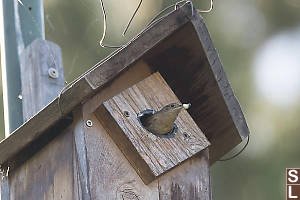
[0, 3, 249, 199]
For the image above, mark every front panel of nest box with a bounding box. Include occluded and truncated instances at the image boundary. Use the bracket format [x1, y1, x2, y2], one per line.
[95, 72, 210, 184]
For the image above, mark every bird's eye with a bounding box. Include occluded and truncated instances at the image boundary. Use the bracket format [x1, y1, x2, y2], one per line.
[171, 104, 175, 108]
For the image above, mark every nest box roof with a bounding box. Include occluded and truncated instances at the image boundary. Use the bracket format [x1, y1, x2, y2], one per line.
[0, 2, 249, 166]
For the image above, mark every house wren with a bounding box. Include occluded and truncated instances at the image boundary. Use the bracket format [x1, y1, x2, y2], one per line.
[142, 103, 191, 135]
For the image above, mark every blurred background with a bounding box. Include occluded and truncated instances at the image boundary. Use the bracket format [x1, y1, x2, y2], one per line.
[1, 0, 300, 199]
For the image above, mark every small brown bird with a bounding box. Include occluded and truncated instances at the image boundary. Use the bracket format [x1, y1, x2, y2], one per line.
[141, 103, 191, 135]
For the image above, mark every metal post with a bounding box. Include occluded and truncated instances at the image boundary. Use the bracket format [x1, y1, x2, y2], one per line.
[0, 0, 44, 136]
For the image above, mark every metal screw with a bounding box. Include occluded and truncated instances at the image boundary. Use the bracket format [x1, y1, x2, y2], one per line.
[183, 132, 189, 138]
[123, 111, 130, 117]
[48, 68, 58, 79]
[86, 120, 93, 127]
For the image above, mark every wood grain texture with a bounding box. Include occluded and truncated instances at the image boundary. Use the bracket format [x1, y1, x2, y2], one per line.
[0, 116, 72, 172]
[73, 108, 92, 200]
[82, 104, 159, 200]
[0, 2, 248, 170]
[190, 14, 249, 161]
[83, 60, 153, 115]
[95, 72, 210, 184]
[1, 177, 10, 200]
[144, 17, 249, 163]
[158, 149, 210, 200]
[0, 3, 193, 166]
[20, 39, 65, 122]
[7, 127, 73, 200]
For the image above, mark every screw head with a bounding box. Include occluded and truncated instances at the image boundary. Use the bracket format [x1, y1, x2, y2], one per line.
[123, 111, 130, 117]
[183, 132, 189, 138]
[48, 68, 58, 79]
[86, 120, 93, 127]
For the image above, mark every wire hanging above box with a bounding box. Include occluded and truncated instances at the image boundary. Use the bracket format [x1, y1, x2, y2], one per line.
[98, 0, 214, 49]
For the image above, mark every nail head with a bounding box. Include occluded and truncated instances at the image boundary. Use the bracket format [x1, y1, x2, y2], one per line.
[86, 120, 93, 127]
[48, 68, 58, 79]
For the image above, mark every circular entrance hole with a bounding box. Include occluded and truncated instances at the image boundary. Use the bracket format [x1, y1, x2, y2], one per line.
[137, 109, 177, 138]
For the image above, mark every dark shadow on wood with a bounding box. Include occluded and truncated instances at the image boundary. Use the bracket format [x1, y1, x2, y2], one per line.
[2, 114, 73, 171]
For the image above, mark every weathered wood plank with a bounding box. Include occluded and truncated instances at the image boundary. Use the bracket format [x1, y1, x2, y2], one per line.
[82, 60, 153, 115]
[0, 38, 69, 200]
[82, 105, 159, 199]
[1, 177, 10, 200]
[84, 96, 210, 200]
[73, 108, 92, 200]
[190, 14, 249, 161]
[20, 39, 65, 121]
[0, 3, 193, 165]
[8, 127, 74, 200]
[0, 2, 248, 170]
[95, 72, 210, 184]
[158, 149, 210, 200]
[144, 19, 249, 162]
[1, 116, 72, 171]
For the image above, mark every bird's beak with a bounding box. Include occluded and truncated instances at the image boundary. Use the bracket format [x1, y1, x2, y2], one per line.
[182, 103, 191, 110]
